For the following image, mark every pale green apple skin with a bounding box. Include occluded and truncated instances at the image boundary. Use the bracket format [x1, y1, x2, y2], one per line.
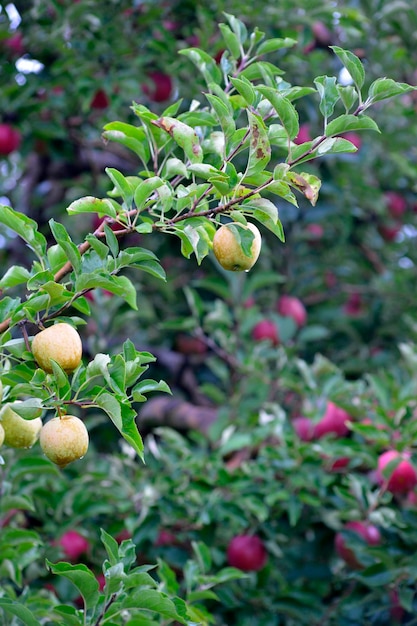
[213, 222, 262, 271]
[0, 423, 4, 447]
[32, 323, 82, 373]
[1, 405, 42, 448]
[40, 415, 89, 468]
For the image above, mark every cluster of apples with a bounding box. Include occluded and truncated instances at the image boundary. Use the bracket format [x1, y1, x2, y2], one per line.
[0, 323, 88, 468]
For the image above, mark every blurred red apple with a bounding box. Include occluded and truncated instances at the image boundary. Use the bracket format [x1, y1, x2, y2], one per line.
[175, 333, 207, 355]
[306, 223, 324, 240]
[343, 292, 363, 317]
[313, 401, 352, 439]
[377, 450, 417, 495]
[4, 32, 24, 56]
[277, 295, 307, 327]
[227, 534, 267, 572]
[143, 71, 173, 103]
[384, 191, 406, 219]
[0, 124, 21, 156]
[90, 89, 109, 110]
[378, 222, 401, 242]
[292, 416, 314, 441]
[334, 520, 381, 569]
[294, 123, 312, 145]
[251, 319, 279, 346]
[155, 529, 177, 546]
[58, 530, 89, 562]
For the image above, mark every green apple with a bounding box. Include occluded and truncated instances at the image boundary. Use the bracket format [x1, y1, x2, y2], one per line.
[32, 323, 82, 373]
[213, 222, 261, 271]
[1, 404, 42, 448]
[0, 423, 4, 447]
[40, 415, 89, 468]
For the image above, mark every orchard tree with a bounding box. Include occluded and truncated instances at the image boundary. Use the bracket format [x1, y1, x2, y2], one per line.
[1, 2, 417, 625]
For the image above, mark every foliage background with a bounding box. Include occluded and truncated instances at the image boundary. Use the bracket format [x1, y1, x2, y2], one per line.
[1, 0, 417, 624]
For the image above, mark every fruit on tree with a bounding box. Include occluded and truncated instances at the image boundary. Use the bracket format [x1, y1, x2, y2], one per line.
[313, 401, 352, 438]
[32, 323, 82, 373]
[378, 223, 401, 242]
[294, 123, 312, 145]
[4, 32, 24, 56]
[376, 450, 417, 495]
[334, 521, 381, 569]
[277, 295, 307, 327]
[306, 223, 324, 240]
[292, 416, 314, 441]
[213, 222, 262, 272]
[227, 534, 267, 572]
[0, 423, 4, 447]
[251, 319, 279, 346]
[174, 333, 207, 355]
[142, 71, 173, 102]
[90, 89, 109, 110]
[155, 529, 177, 546]
[343, 292, 363, 317]
[384, 191, 406, 219]
[58, 529, 90, 562]
[0, 123, 21, 156]
[40, 415, 89, 468]
[1, 404, 42, 448]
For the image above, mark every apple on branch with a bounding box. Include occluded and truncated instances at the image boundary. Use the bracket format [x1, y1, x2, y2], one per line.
[213, 222, 262, 272]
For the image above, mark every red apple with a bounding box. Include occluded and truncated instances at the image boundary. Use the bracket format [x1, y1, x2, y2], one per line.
[96, 573, 106, 591]
[389, 589, 405, 623]
[0, 124, 21, 156]
[306, 223, 324, 240]
[292, 416, 314, 441]
[341, 132, 362, 151]
[90, 89, 109, 110]
[116, 529, 132, 543]
[155, 529, 177, 546]
[175, 334, 207, 356]
[313, 401, 352, 439]
[277, 295, 307, 327]
[378, 223, 401, 241]
[328, 456, 350, 472]
[58, 530, 89, 562]
[294, 123, 312, 145]
[142, 72, 173, 103]
[227, 534, 267, 572]
[343, 292, 363, 317]
[251, 319, 279, 346]
[384, 191, 406, 219]
[4, 32, 24, 56]
[377, 450, 417, 495]
[334, 520, 381, 569]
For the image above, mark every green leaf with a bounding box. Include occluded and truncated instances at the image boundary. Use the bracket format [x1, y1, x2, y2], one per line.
[101, 528, 120, 566]
[218, 22, 241, 58]
[230, 76, 256, 106]
[256, 37, 297, 55]
[103, 121, 150, 164]
[366, 78, 415, 105]
[314, 75, 340, 119]
[325, 114, 380, 137]
[49, 219, 82, 275]
[286, 171, 321, 206]
[153, 117, 203, 164]
[224, 12, 248, 44]
[67, 196, 117, 218]
[0, 265, 31, 289]
[134, 589, 188, 624]
[94, 393, 144, 461]
[337, 84, 359, 112]
[0, 205, 47, 259]
[178, 47, 222, 86]
[75, 274, 138, 310]
[246, 111, 271, 176]
[256, 86, 299, 139]
[132, 379, 171, 402]
[106, 167, 134, 206]
[134, 177, 165, 212]
[46, 560, 100, 610]
[0, 599, 41, 626]
[6, 399, 43, 420]
[330, 46, 365, 91]
[317, 137, 358, 155]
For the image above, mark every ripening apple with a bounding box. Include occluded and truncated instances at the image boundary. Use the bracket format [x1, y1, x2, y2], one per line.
[58, 529, 90, 561]
[277, 295, 307, 327]
[376, 450, 417, 495]
[40, 415, 89, 468]
[384, 191, 407, 219]
[293, 123, 312, 145]
[142, 71, 173, 102]
[378, 222, 401, 242]
[292, 416, 314, 441]
[155, 529, 177, 546]
[90, 89, 109, 110]
[1, 404, 42, 448]
[334, 520, 381, 569]
[0, 123, 21, 156]
[32, 323, 82, 373]
[4, 32, 24, 56]
[306, 223, 324, 240]
[0, 423, 4, 447]
[313, 401, 352, 439]
[251, 319, 279, 346]
[227, 534, 267, 572]
[213, 222, 261, 272]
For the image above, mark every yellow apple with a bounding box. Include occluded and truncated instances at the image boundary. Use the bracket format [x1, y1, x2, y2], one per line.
[212, 222, 262, 271]
[32, 323, 82, 373]
[40, 415, 89, 468]
[1, 404, 42, 448]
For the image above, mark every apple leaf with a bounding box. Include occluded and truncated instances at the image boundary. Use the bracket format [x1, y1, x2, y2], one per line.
[67, 196, 117, 218]
[0, 265, 31, 289]
[103, 121, 150, 164]
[94, 392, 144, 461]
[366, 78, 416, 104]
[49, 219, 82, 275]
[153, 117, 203, 164]
[133, 177, 165, 212]
[256, 86, 299, 139]
[0, 599, 41, 626]
[0, 205, 47, 259]
[314, 75, 340, 119]
[325, 114, 380, 137]
[46, 560, 100, 610]
[330, 46, 365, 91]
[132, 379, 172, 402]
[246, 111, 271, 176]
[256, 37, 297, 55]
